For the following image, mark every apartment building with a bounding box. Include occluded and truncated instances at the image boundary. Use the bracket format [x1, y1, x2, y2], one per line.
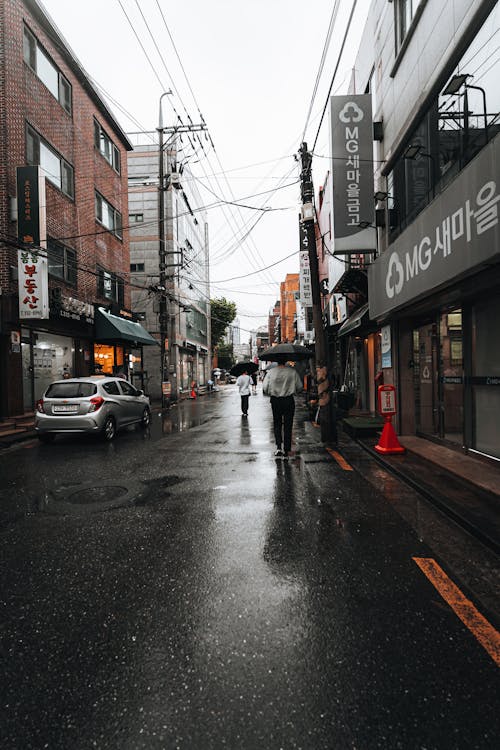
[0, 0, 157, 418]
[127, 138, 210, 401]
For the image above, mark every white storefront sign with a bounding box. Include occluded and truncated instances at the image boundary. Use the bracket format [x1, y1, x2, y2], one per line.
[18, 249, 49, 319]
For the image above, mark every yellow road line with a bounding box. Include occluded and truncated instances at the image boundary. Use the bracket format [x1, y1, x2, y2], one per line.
[326, 447, 353, 471]
[413, 557, 500, 668]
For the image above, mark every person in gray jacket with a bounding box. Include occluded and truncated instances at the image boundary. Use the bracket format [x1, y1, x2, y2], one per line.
[263, 359, 303, 457]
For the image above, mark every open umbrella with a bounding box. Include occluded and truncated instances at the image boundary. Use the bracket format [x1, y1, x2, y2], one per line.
[230, 361, 259, 377]
[259, 343, 312, 362]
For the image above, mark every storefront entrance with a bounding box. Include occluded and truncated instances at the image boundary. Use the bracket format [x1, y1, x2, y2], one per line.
[93, 343, 125, 375]
[22, 330, 75, 411]
[413, 309, 464, 445]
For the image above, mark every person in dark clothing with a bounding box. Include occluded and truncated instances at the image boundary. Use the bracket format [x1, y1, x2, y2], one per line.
[262, 360, 303, 457]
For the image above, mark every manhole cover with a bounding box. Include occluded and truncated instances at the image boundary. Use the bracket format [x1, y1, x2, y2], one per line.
[66, 486, 129, 505]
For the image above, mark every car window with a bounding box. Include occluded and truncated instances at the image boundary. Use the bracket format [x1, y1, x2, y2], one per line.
[45, 382, 97, 398]
[119, 381, 137, 396]
[102, 381, 120, 396]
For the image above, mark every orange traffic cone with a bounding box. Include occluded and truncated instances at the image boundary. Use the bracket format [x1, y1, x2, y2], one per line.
[374, 416, 405, 454]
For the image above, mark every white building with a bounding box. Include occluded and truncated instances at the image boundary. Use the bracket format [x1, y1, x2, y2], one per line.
[127, 135, 211, 401]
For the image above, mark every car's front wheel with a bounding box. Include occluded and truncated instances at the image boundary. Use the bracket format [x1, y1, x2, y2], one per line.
[102, 415, 116, 441]
[38, 433, 55, 443]
[140, 407, 151, 429]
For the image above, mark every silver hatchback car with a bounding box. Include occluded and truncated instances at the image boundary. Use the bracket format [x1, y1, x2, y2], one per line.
[35, 376, 151, 442]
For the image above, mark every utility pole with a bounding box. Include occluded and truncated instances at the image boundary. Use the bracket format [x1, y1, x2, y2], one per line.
[157, 91, 207, 410]
[299, 142, 334, 443]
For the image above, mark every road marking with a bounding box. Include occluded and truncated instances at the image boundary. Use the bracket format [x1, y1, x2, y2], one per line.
[326, 447, 353, 471]
[413, 557, 500, 667]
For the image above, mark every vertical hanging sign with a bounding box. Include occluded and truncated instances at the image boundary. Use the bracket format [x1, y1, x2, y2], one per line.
[298, 216, 313, 305]
[17, 166, 49, 319]
[330, 94, 375, 254]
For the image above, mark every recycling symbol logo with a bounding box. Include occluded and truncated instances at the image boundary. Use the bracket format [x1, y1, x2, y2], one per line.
[386, 252, 404, 299]
[339, 101, 364, 123]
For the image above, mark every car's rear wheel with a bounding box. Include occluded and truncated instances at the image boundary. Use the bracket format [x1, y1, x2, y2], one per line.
[140, 407, 151, 428]
[102, 415, 116, 441]
[38, 433, 55, 443]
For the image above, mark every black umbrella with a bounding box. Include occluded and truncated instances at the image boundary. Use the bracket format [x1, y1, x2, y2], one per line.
[230, 361, 259, 376]
[259, 343, 312, 362]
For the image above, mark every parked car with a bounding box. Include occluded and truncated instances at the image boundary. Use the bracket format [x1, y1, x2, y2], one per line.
[35, 376, 151, 442]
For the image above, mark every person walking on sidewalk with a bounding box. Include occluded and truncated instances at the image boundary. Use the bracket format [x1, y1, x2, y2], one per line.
[236, 369, 252, 417]
[251, 371, 258, 395]
[263, 359, 303, 457]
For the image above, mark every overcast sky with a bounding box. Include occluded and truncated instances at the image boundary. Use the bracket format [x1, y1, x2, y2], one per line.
[40, 0, 369, 339]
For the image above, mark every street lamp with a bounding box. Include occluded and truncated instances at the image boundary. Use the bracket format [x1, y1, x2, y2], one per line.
[442, 73, 488, 146]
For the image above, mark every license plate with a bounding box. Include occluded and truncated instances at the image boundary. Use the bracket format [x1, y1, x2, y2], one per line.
[52, 404, 79, 413]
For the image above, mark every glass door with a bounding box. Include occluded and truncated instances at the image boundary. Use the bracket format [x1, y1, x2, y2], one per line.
[439, 308, 464, 445]
[414, 321, 439, 437]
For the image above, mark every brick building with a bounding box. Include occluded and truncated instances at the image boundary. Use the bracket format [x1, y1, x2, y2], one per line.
[0, 0, 155, 418]
[280, 273, 299, 343]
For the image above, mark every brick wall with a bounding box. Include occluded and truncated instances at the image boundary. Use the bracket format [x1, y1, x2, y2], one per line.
[0, 0, 131, 307]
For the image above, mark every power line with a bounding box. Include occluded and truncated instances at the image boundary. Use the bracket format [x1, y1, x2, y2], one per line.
[312, 0, 359, 152]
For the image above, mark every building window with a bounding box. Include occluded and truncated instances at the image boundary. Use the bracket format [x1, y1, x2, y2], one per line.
[129, 213, 144, 223]
[47, 238, 77, 285]
[388, 1, 500, 237]
[130, 263, 145, 273]
[394, 0, 424, 52]
[26, 125, 74, 199]
[93, 119, 121, 173]
[95, 191, 122, 239]
[97, 267, 124, 304]
[23, 26, 72, 114]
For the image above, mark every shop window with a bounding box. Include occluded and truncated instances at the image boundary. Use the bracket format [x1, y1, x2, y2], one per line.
[23, 25, 72, 113]
[94, 344, 115, 374]
[95, 191, 122, 239]
[26, 125, 74, 199]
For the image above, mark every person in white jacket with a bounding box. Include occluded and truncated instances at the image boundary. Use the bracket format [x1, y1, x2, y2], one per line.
[263, 360, 303, 457]
[236, 370, 252, 416]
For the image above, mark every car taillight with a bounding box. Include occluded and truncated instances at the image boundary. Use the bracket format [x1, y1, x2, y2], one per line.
[89, 396, 105, 412]
[36, 399, 44, 414]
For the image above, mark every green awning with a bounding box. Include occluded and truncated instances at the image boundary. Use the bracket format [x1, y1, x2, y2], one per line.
[95, 307, 158, 346]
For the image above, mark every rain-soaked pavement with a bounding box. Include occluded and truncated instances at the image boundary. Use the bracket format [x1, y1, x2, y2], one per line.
[1, 385, 499, 749]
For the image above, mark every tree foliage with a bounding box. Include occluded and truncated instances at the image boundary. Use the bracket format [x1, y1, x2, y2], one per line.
[217, 343, 234, 370]
[211, 297, 237, 350]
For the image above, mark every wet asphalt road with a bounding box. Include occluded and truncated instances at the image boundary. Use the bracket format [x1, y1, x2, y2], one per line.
[1, 386, 499, 749]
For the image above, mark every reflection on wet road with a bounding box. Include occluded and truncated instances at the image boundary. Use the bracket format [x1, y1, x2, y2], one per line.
[1, 386, 499, 749]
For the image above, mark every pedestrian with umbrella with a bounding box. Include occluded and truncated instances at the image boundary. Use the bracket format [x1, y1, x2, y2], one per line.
[230, 362, 258, 417]
[259, 344, 310, 457]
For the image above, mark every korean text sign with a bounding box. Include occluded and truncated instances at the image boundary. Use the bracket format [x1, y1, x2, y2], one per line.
[330, 94, 376, 253]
